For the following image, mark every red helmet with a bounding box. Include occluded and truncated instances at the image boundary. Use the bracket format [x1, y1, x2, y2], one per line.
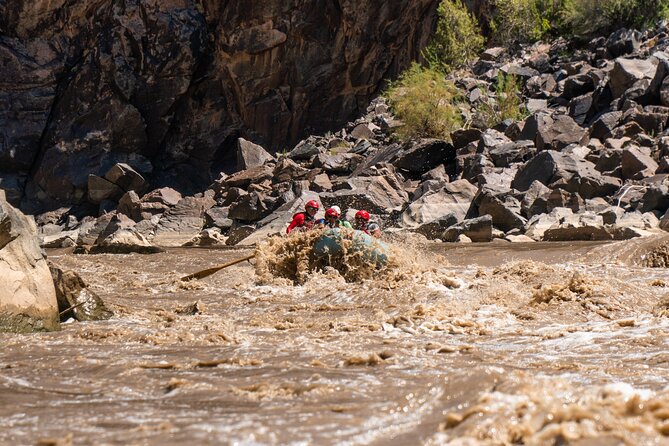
[325, 207, 339, 218]
[305, 200, 319, 210]
[355, 210, 370, 221]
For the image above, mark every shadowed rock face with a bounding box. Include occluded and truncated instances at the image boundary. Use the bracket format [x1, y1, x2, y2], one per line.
[0, 0, 438, 209]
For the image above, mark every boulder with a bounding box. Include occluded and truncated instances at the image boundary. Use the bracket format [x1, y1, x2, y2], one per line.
[321, 175, 408, 214]
[621, 146, 659, 180]
[393, 139, 455, 174]
[521, 180, 551, 217]
[642, 59, 669, 105]
[152, 196, 216, 246]
[606, 29, 641, 58]
[226, 224, 258, 246]
[402, 180, 476, 227]
[477, 167, 517, 192]
[313, 152, 364, 174]
[40, 230, 78, 248]
[480, 47, 505, 61]
[76, 213, 115, 247]
[526, 98, 548, 113]
[311, 173, 333, 192]
[474, 189, 527, 232]
[117, 190, 142, 220]
[513, 150, 621, 199]
[594, 148, 623, 174]
[411, 178, 450, 201]
[105, 163, 148, 193]
[235, 192, 323, 245]
[488, 141, 536, 167]
[273, 158, 309, 183]
[599, 206, 626, 225]
[287, 141, 323, 160]
[443, 215, 493, 242]
[500, 63, 539, 80]
[422, 164, 448, 182]
[608, 58, 657, 99]
[413, 214, 459, 240]
[505, 234, 535, 242]
[236, 138, 273, 171]
[535, 114, 588, 151]
[451, 128, 482, 150]
[525, 207, 575, 240]
[91, 228, 163, 254]
[225, 166, 273, 188]
[528, 188, 585, 216]
[562, 73, 595, 100]
[50, 265, 113, 321]
[585, 197, 612, 213]
[94, 213, 137, 244]
[142, 187, 182, 207]
[350, 123, 377, 140]
[590, 111, 623, 141]
[0, 198, 59, 332]
[662, 76, 669, 107]
[569, 93, 593, 125]
[640, 184, 669, 213]
[184, 228, 228, 247]
[228, 191, 276, 222]
[87, 175, 123, 204]
[205, 206, 233, 230]
[542, 212, 610, 241]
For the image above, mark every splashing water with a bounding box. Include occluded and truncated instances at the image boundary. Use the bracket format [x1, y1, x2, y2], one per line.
[254, 229, 406, 284]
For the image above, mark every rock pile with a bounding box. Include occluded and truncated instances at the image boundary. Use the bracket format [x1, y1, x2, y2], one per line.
[31, 24, 669, 247]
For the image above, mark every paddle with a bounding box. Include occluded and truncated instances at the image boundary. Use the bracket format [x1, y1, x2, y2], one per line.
[180, 254, 255, 281]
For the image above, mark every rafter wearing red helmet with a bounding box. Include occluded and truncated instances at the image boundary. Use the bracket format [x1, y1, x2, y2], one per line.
[353, 209, 381, 237]
[286, 200, 319, 234]
[315, 206, 352, 229]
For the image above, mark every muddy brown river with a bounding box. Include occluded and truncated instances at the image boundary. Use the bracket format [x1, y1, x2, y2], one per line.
[2, 233, 669, 445]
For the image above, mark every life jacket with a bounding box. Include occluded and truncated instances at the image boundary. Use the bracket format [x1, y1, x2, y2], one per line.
[320, 218, 338, 229]
[293, 211, 315, 230]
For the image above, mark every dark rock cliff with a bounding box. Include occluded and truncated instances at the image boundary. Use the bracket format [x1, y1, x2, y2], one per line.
[0, 0, 438, 209]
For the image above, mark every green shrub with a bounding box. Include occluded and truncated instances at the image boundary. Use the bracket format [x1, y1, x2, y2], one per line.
[478, 73, 527, 127]
[489, 0, 551, 45]
[385, 63, 463, 140]
[558, 0, 669, 38]
[423, 0, 485, 72]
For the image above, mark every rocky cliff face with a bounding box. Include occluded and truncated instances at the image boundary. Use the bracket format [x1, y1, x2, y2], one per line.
[0, 0, 438, 210]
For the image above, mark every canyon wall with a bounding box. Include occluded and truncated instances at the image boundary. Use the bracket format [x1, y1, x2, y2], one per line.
[0, 0, 438, 210]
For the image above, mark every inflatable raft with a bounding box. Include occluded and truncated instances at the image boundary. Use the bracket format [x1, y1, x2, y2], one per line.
[312, 228, 389, 267]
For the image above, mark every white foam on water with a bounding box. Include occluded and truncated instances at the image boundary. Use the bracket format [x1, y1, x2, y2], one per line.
[601, 381, 654, 400]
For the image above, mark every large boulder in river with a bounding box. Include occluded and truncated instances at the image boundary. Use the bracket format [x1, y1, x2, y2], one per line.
[50, 265, 113, 321]
[0, 194, 59, 332]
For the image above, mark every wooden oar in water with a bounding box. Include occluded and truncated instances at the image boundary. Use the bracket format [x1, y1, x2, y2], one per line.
[181, 254, 255, 281]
